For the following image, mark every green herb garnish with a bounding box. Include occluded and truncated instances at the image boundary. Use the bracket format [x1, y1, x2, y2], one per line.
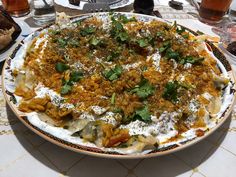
[55, 62, 69, 73]
[117, 31, 129, 42]
[80, 26, 96, 36]
[137, 38, 149, 48]
[60, 70, 83, 95]
[156, 31, 164, 37]
[57, 38, 67, 48]
[90, 37, 101, 46]
[106, 51, 120, 61]
[162, 81, 179, 103]
[182, 33, 189, 39]
[110, 16, 129, 43]
[67, 39, 79, 47]
[118, 15, 137, 24]
[103, 65, 123, 81]
[70, 71, 83, 82]
[159, 40, 171, 53]
[165, 48, 180, 60]
[134, 106, 151, 122]
[50, 30, 61, 35]
[179, 56, 204, 65]
[131, 79, 155, 99]
[61, 84, 72, 95]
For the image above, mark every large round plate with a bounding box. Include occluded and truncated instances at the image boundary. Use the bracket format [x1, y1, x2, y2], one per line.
[55, 0, 134, 10]
[2, 12, 236, 159]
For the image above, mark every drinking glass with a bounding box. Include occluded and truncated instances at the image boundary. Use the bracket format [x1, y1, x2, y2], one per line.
[32, 0, 56, 26]
[198, 0, 232, 24]
[229, 0, 236, 21]
[1, 0, 30, 17]
[133, 0, 154, 15]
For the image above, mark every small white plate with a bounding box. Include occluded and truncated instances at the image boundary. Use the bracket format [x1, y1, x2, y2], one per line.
[0, 19, 32, 62]
[55, 0, 134, 10]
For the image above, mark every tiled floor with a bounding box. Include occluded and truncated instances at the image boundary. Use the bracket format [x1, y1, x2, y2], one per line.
[1, 90, 236, 177]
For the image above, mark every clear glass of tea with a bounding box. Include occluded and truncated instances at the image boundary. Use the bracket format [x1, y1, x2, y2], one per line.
[199, 0, 232, 24]
[32, 0, 56, 26]
[1, 0, 30, 17]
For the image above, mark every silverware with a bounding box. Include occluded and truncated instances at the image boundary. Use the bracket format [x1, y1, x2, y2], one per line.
[88, 0, 122, 5]
[83, 3, 110, 13]
[189, 0, 200, 10]
[152, 10, 162, 18]
[88, 0, 97, 3]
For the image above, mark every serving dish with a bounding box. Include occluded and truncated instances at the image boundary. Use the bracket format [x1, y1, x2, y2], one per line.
[55, 0, 134, 10]
[2, 12, 236, 159]
[0, 19, 32, 62]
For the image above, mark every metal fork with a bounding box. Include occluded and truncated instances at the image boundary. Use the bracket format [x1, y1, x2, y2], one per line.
[83, 3, 110, 13]
[88, 0, 97, 3]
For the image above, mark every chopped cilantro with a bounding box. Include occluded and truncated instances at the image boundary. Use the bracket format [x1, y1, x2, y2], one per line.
[61, 84, 72, 95]
[159, 40, 171, 53]
[106, 51, 120, 61]
[182, 33, 189, 39]
[80, 26, 96, 36]
[112, 107, 123, 113]
[50, 30, 61, 35]
[110, 16, 129, 43]
[113, 20, 123, 31]
[156, 31, 164, 37]
[134, 106, 151, 122]
[67, 39, 79, 47]
[131, 79, 155, 99]
[162, 81, 179, 103]
[57, 38, 67, 48]
[165, 48, 180, 60]
[90, 37, 101, 46]
[137, 38, 149, 48]
[103, 65, 123, 81]
[118, 15, 137, 24]
[117, 31, 129, 42]
[55, 62, 69, 73]
[60, 70, 83, 95]
[75, 20, 82, 26]
[70, 71, 83, 82]
[179, 56, 204, 65]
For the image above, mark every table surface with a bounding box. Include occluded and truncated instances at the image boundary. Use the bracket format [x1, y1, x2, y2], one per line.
[1, 1, 236, 177]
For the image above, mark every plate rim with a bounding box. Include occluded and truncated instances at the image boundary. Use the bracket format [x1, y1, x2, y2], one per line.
[2, 12, 236, 159]
[54, 0, 134, 10]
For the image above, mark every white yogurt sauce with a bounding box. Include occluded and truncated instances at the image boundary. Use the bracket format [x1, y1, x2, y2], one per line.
[123, 62, 142, 70]
[147, 51, 161, 71]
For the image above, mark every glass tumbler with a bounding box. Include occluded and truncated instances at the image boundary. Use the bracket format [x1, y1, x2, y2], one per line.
[198, 0, 232, 24]
[32, 0, 56, 26]
[1, 0, 30, 17]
